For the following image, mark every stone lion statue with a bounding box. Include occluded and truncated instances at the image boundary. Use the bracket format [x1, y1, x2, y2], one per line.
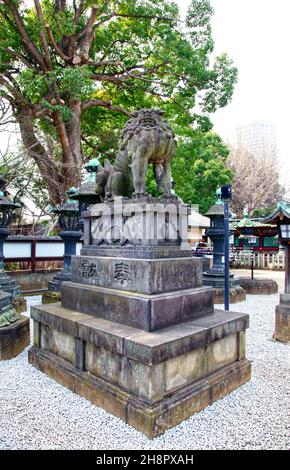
[95, 108, 177, 199]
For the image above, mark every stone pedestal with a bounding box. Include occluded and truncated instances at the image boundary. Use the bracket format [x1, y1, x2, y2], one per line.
[239, 278, 278, 295]
[0, 228, 27, 313]
[0, 316, 30, 360]
[211, 287, 247, 304]
[48, 270, 72, 294]
[203, 272, 246, 304]
[29, 305, 250, 437]
[274, 294, 290, 342]
[29, 197, 251, 437]
[48, 230, 83, 293]
[0, 270, 21, 297]
[0, 291, 29, 360]
[0, 270, 27, 313]
[43, 230, 83, 304]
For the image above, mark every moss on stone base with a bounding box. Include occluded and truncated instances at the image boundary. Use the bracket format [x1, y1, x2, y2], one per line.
[0, 305, 19, 328]
[42, 290, 61, 304]
[13, 295, 27, 314]
[239, 278, 278, 295]
[213, 286, 246, 304]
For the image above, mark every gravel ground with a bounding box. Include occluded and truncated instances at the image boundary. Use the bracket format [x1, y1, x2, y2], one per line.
[0, 294, 289, 450]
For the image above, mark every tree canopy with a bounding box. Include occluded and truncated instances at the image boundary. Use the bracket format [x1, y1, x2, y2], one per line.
[172, 131, 232, 213]
[0, 0, 238, 210]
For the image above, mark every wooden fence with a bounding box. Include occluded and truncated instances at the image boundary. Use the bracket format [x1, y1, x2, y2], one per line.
[2, 236, 285, 273]
[233, 251, 285, 270]
[3, 236, 82, 273]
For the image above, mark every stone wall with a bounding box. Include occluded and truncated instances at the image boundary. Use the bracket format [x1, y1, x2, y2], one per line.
[9, 271, 60, 292]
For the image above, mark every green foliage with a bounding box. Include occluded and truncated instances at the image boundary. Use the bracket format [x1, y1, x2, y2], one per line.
[41, 100, 73, 122]
[48, 66, 94, 101]
[16, 66, 94, 107]
[0, 0, 238, 208]
[171, 132, 233, 213]
[186, 0, 214, 52]
[81, 106, 128, 161]
[17, 69, 48, 103]
[202, 54, 238, 112]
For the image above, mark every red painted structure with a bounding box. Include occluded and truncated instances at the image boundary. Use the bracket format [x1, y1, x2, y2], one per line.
[231, 213, 278, 253]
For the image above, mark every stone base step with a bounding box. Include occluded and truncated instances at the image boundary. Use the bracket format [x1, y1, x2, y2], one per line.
[28, 346, 251, 438]
[31, 302, 249, 366]
[61, 282, 214, 332]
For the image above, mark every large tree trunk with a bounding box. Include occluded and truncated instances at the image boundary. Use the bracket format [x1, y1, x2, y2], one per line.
[17, 103, 85, 205]
[17, 106, 67, 205]
[65, 100, 82, 188]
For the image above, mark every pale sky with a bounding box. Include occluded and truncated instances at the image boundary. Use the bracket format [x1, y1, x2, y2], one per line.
[176, 0, 290, 188]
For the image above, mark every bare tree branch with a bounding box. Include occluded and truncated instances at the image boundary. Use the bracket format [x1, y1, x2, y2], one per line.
[72, 5, 99, 63]
[228, 145, 285, 216]
[33, 0, 52, 70]
[45, 24, 71, 61]
[81, 99, 130, 116]
[90, 62, 167, 87]
[0, 47, 37, 70]
[94, 12, 179, 30]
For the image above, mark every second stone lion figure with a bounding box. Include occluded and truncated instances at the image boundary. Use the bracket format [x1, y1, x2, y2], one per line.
[95, 108, 177, 200]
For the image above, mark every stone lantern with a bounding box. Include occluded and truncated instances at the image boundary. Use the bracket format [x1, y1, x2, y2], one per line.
[0, 180, 26, 311]
[263, 201, 290, 342]
[203, 191, 246, 304]
[43, 188, 82, 302]
[43, 159, 103, 303]
[69, 158, 103, 227]
[0, 190, 20, 296]
[0, 178, 29, 359]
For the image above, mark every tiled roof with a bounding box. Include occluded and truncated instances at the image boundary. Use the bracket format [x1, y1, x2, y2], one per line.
[231, 212, 274, 229]
[262, 201, 290, 224]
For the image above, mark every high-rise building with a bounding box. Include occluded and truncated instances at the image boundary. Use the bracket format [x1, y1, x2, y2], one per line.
[236, 121, 277, 160]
